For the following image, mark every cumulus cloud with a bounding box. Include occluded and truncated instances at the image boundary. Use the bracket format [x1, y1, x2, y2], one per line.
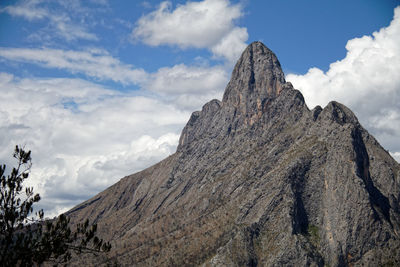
[145, 64, 228, 110]
[391, 152, 400, 163]
[132, 0, 248, 62]
[0, 53, 230, 216]
[210, 27, 248, 62]
[0, 47, 147, 85]
[0, 73, 190, 217]
[286, 6, 400, 160]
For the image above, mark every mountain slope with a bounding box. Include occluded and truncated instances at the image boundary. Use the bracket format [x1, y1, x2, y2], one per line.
[67, 42, 400, 266]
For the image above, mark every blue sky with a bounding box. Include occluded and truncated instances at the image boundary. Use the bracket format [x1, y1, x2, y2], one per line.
[1, 1, 398, 75]
[0, 0, 399, 217]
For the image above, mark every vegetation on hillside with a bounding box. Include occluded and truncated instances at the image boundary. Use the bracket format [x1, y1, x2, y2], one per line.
[0, 146, 111, 266]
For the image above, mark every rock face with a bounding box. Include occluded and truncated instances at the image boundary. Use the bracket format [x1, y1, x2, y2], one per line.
[68, 42, 400, 266]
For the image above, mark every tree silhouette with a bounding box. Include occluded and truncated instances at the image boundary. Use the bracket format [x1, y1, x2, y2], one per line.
[0, 146, 111, 266]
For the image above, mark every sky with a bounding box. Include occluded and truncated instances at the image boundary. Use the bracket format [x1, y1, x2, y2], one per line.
[0, 0, 399, 217]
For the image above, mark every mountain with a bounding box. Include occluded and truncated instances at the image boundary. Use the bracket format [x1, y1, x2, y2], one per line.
[67, 42, 400, 266]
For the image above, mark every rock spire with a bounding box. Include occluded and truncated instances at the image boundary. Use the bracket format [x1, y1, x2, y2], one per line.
[222, 41, 292, 114]
[66, 42, 400, 267]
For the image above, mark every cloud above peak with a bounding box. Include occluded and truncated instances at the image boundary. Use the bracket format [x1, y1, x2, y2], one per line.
[132, 0, 248, 63]
[287, 6, 400, 157]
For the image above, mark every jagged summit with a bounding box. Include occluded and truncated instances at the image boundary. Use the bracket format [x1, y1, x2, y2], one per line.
[222, 41, 293, 118]
[67, 42, 400, 266]
[177, 41, 298, 151]
[223, 41, 288, 106]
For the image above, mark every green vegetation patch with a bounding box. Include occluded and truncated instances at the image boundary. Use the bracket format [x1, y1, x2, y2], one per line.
[307, 224, 320, 246]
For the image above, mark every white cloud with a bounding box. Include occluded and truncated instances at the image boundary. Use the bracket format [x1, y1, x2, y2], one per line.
[132, 0, 248, 62]
[391, 152, 400, 163]
[50, 14, 98, 41]
[133, 0, 242, 48]
[0, 47, 230, 109]
[0, 73, 190, 217]
[1, 0, 98, 41]
[0, 54, 230, 216]
[2, 0, 47, 20]
[210, 27, 248, 62]
[287, 6, 400, 161]
[0, 47, 147, 85]
[145, 63, 228, 110]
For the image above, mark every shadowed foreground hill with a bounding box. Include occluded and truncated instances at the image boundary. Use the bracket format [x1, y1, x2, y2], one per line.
[67, 42, 400, 266]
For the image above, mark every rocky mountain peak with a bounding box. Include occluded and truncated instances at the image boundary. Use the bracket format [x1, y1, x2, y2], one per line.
[222, 41, 290, 111]
[177, 42, 298, 151]
[67, 42, 400, 267]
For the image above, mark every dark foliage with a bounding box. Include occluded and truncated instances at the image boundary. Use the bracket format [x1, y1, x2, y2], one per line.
[0, 146, 111, 266]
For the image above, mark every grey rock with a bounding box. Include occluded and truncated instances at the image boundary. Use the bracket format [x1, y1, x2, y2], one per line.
[67, 41, 400, 266]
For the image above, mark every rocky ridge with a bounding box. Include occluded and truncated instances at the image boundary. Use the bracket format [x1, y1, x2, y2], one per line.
[68, 41, 400, 266]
